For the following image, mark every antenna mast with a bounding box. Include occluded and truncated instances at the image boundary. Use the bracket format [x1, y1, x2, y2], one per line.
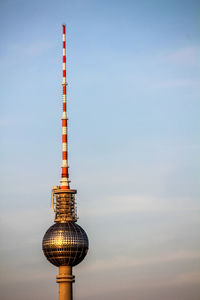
[61, 24, 70, 189]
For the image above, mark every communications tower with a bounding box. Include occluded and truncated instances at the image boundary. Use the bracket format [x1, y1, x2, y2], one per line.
[42, 25, 89, 300]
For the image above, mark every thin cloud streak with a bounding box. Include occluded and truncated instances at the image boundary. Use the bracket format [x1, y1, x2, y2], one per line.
[81, 250, 200, 273]
[9, 41, 53, 58]
[167, 46, 200, 66]
[152, 78, 200, 89]
[81, 195, 200, 217]
[156, 45, 200, 66]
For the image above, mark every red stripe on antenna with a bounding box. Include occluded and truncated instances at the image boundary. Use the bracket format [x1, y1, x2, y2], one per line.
[62, 119, 67, 126]
[62, 135, 67, 143]
[63, 152, 67, 159]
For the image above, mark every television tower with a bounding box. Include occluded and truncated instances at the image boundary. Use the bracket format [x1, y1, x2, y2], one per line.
[42, 25, 89, 300]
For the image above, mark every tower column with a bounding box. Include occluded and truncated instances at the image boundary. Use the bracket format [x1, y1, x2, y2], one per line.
[42, 24, 89, 300]
[56, 266, 75, 300]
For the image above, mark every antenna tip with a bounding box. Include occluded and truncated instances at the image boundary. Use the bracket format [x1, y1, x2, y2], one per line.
[62, 24, 66, 32]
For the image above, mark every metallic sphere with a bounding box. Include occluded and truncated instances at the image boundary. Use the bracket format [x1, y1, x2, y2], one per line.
[42, 222, 89, 267]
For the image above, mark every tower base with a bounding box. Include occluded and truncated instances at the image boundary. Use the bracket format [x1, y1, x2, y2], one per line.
[56, 266, 75, 300]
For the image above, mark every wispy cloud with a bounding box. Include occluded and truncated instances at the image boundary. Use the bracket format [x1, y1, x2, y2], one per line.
[11, 41, 53, 57]
[157, 45, 200, 66]
[0, 40, 53, 66]
[153, 78, 200, 89]
[167, 46, 200, 66]
[175, 271, 200, 285]
[0, 115, 33, 127]
[151, 45, 200, 89]
[81, 195, 199, 217]
[82, 250, 200, 273]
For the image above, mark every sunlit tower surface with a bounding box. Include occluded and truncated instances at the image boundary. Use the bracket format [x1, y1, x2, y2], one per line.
[42, 25, 89, 300]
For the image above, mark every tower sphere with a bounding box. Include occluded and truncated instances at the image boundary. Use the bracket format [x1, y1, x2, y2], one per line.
[42, 222, 89, 267]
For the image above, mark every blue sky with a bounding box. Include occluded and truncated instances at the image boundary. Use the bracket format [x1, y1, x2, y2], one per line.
[0, 0, 200, 299]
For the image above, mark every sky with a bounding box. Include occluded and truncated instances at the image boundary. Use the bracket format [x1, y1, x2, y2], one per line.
[0, 0, 200, 299]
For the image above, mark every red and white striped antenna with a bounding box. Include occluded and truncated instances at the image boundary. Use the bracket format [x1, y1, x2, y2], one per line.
[60, 24, 70, 189]
[51, 25, 77, 219]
